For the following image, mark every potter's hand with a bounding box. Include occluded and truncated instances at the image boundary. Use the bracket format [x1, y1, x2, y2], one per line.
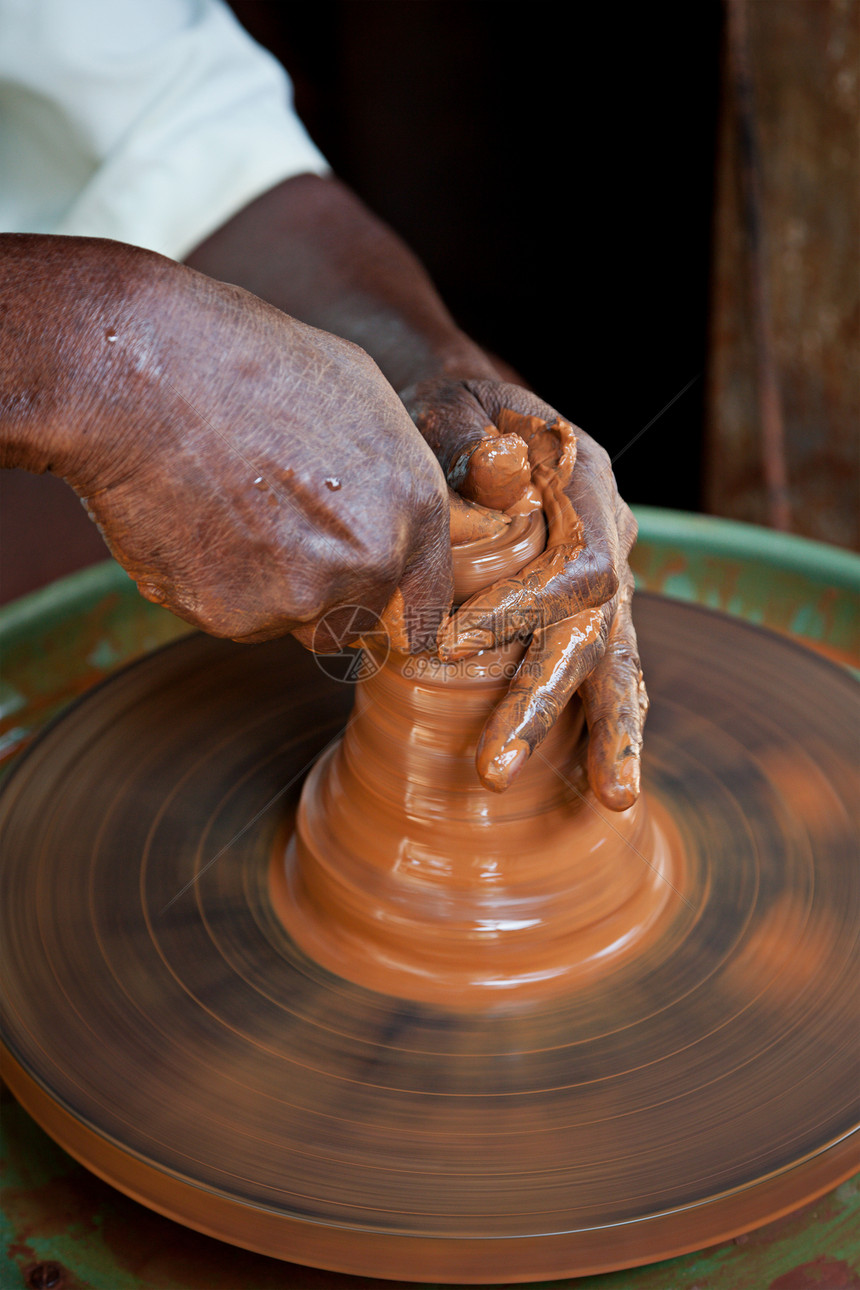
[0, 234, 451, 649]
[182, 178, 646, 796]
[406, 378, 647, 811]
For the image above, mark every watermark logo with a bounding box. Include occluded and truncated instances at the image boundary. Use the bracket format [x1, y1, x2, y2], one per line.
[311, 604, 390, 684]
[401, 654, 523, 682]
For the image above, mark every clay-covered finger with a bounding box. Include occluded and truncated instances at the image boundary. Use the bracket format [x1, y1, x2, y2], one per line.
[456, 410, 575, 509]
[456, 381, 578, 485]
[579, 574, 648, 812]
[437, 540, 618, 661]
[475, 605, 611, 792]
[404, 379, 531, 510]
[563, 430, 625, 563]
[302, 488, 453, 656]
[373, 492, 508, 654]
[404, 378, 581, 513]
[541, 471, 584, 546]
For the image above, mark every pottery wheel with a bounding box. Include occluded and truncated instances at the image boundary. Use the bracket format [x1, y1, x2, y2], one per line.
[1, 594, 858, 1282]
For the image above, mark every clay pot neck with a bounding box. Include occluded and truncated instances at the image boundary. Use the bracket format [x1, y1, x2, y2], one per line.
[450, 509, 545, 603]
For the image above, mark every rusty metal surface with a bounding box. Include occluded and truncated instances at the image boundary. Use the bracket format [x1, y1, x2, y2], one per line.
[706, 0, 860, 549]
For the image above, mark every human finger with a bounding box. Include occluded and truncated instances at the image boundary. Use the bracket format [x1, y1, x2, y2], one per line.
[474, 604, 611, 792]
[374, 489, 508, 653]
[579, 571, 649, 811]
[437, 536, 618, 660]
[403, 378, 529, 507]
[295, 476, 453, 656]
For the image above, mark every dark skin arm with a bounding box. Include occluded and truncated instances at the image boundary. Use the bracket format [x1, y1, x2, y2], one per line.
[0, 233, 450, 649]
[185, 174, 496, 393]
[186, 176, 647, 808]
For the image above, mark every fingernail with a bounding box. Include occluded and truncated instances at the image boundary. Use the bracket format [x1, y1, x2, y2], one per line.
[138, 582, 167, 605]
[617, 749, 641, 797]
[600, 753, 640, 812]
[481, 738, 530, 792]
[440, 627, 495, 661]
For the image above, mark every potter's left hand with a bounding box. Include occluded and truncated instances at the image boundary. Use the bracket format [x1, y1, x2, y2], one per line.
[403, 377, 648, 811]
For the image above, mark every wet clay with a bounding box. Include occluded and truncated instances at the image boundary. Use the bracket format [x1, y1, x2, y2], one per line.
[439, 413, 643, 804]
[278, 430, 682, 1005]
[275, 644, 683, 1004]
[438, 420, 592, 660]
[449, 507, 546, 603]
[450, 425, 532, 511]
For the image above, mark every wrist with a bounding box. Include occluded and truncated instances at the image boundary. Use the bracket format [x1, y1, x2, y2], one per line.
[186, 175, 502, 395]
[392, 330, 500, 394]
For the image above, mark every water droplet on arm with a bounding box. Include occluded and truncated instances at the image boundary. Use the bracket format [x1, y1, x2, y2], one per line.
[105, 329, 117, 343]
[325, 477, 342, 491]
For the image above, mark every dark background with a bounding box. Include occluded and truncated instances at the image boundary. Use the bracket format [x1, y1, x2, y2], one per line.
[234, 0, 723, 510]
[0, 1, 723, 603]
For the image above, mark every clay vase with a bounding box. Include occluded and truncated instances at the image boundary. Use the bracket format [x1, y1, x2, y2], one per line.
[277, 514, 681, 1007]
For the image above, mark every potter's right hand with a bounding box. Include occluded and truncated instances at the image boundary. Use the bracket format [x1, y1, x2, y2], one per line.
[0, 234, 451, 650]
[404, 375, 647, 812]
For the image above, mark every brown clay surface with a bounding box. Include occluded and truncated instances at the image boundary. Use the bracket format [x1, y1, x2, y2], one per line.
[449, 508, 546, 602]
[278, 643, 684, 1006]
[279, 485, 658, 1006]
[1, 598, 858, 1280]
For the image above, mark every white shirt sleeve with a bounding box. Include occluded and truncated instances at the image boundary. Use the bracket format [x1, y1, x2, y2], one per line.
[0, 0, 330, 259]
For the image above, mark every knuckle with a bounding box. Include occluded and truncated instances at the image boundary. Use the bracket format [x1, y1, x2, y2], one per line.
[584, 537, 617, 581]
[285, 587, 325, 624]
[582, 438, 612, 478]
[565, 543, 619, 604]
[594, 441, 612, 472]
[589, 554, 619, 602]
[267, 559, 327, 623]
[364, 539, 404, 588]
[611, 645, 642, 676]
[342, 337, 376, 368]
[527, 690, 566, 741]
[347, 521, 405, 588]
[618, 499, 637, 540]
[192, 600, 263, 639]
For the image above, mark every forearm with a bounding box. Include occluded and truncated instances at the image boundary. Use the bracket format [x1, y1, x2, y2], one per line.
[184, 174, 498, 392]
[0, 234, 166, 489]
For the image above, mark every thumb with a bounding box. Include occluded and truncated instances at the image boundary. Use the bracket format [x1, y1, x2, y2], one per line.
[403, 378, 531, 511]
[378, 519, 453, 654]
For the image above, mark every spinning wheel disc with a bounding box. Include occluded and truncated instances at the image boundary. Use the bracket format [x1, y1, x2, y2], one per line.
[1, 595, 858, 1282]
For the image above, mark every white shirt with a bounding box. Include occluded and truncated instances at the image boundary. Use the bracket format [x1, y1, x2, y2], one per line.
[0, 0, 329, 259]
